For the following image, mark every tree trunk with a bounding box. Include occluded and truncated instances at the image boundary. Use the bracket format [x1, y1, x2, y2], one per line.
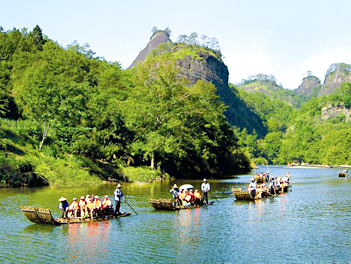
[150, 152, 155, 170]
[39, 123, 50, 151]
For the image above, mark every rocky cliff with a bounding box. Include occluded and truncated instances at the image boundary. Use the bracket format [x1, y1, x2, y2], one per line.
[129, 32, 172, 68]
[296, 76, 321, 96]
[129, 32, 267, 137]
[319, 63, 351, 96]
[321, 102, 351, 121]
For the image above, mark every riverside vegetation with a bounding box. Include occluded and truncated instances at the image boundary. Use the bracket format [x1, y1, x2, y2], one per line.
[0, 26, 250, 187]
[1, 26, 351, 187]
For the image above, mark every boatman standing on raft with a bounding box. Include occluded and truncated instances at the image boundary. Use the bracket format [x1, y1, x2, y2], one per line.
[114, 184, 124, 215]
[58, 197, 69, 219]
[169, 184, 180, 206]
[201, 178, 211, 205]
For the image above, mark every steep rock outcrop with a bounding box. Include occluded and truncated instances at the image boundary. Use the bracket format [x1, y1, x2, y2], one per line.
[176, 51, 266, 136]
[321, 103, 351, 121]
[296, 76, 321, 96]
[319, 63, 351, 96]
[129, 32, 171, 68]
[129, 33, 267, 137]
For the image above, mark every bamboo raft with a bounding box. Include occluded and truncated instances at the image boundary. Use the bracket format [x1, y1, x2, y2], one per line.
[148, 198, 213, 210]
[21, 205, 131, 225]
[232, 185, 291, 201]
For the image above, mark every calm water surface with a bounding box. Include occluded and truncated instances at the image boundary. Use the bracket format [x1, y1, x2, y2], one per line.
[1, 166, 351, 263]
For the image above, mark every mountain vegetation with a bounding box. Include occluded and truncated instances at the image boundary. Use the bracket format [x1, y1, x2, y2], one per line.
[1, 25, 351, 187]
[0, 26, 250, 187]
[235, 80, 351, 165]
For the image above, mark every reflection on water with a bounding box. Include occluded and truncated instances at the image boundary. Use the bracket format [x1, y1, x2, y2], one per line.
[2, 166, 351, 263]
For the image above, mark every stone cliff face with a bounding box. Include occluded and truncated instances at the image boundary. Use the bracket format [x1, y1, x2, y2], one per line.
[175, 51, 266, 136]
[296, 76, 321, 96]
[321, 103, 351, 121]
[319, 63, 351, 96]
[129, 32, 171, 68]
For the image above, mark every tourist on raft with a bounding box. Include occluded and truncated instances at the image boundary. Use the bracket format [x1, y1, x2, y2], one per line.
[79, 196, 87, 217]
[67, 197, 79, 218]
[93, 196, 102, 217]
[194, 190, 202, 206]
[114, 184, 124, 215]
[184, 189, 195, 206]
[169, 184, 180, 206]
[58, 197, 69, 219]
[248, 178, 257, 198]
[201, 178, 211, 205]
[102, 195, 113, 218]
[268, 178, 276, 195]
[86, 195, 95, 218]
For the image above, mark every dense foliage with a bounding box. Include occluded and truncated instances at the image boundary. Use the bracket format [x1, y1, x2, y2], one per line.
[236, 81, 351, 165]
[0, 26, 250, 186]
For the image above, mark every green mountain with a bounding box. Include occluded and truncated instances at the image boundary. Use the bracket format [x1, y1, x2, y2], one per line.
[130, 31, 267, 137]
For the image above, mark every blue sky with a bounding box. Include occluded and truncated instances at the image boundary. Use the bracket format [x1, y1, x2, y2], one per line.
[3, 0, 351, 89]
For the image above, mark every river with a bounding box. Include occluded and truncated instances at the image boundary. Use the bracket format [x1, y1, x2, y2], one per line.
[1, 166, 351, 263]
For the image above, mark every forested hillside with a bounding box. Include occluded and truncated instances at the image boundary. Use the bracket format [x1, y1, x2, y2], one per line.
[236, 79, 351, 165]
[0, 26, 250, 187]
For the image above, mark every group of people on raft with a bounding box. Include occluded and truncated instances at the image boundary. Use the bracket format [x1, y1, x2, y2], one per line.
[58, 183, 124, 220]
[248, 172, 290, 199]
[169, 178, 211, 207]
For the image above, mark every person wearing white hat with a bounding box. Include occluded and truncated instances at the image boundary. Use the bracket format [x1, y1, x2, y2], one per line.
[169, 184, 180, 207]
[68, 198, 79, 218]
[102, 195, 113, 219]
[114, 184, 124, 215]
[201, 178, 211, 205]
[58, 197, 69, 219]
[248, 178, 257, 198]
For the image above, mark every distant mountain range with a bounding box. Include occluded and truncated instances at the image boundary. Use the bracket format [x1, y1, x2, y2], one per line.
[239, 63, 351, 98]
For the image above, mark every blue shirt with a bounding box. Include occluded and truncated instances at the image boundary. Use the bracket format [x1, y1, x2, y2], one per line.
[58, 201, 69, 211]
[169, 188, 180, 199]
[114, 188, 124, 202]
[201, 182, 211, 193]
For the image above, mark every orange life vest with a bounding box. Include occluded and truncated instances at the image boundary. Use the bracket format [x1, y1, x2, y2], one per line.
[69, 201, 79, 210]
[102, 198, 111, 209]
[94, 199, 102, 209]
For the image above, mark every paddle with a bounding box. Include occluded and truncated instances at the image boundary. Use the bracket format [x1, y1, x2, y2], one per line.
[124, 198, 138, 215]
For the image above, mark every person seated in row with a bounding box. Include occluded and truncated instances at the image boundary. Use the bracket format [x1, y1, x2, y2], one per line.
[184, 189, 195, 206]
[268, 178, 276, 195]
[256, 184, 268, 198]
[194, 189, 202, 206]
[93, 196, 102, 217]
[67, 198, 79, 218]
[79, 196, 87, 217]
[86, 195, 95, 219]
[102, 195, 113, 218]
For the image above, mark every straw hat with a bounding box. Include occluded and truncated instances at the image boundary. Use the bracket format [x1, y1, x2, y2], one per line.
[58, 197, 67, 202]
[116, 184, 122, 188]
